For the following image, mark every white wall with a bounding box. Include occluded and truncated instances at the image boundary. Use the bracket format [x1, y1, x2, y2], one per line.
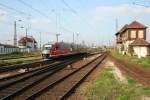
[19, 41, 37, 53]
[0, 47, 19, 54]
[133, 46, 148, 58]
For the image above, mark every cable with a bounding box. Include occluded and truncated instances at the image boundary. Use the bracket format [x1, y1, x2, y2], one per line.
[61, 0, 98, 34]
[0, 2, 29, 16]
[17, 0, 49, 18]
[133, 2, 150, 8]
[61, 0, 77, 15]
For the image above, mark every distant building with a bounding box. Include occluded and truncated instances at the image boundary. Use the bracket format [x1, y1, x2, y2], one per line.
[115, 21, 150, 58]
[18, 36, 37, 52]
[0, 44, 19, 54]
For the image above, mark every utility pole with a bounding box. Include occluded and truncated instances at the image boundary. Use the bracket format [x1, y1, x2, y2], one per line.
[77, 33, 79, 49]
[25, 28, 28, 49]
[14, 21, 17, 46]
[56, 33, 60, 43]
[40, 32, 41, 50]
[115, 18, 118, 32]
[73, 33, 74, 44]
[82, 40, 85, 47]
[72, 33, 75, 50]
[52, 9, 62, 43]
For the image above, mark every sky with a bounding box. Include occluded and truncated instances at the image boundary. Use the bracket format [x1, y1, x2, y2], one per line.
[0, 0, 150, 47]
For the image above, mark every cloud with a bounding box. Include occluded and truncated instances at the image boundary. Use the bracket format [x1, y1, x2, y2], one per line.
[0, 9, 7, 21]
[93, 4, 150, 21]
[30, 18, 51, 25]
[96, 4, 150, 15]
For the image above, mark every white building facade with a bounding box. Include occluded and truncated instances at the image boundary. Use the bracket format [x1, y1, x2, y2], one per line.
[18, 36, 37, 52]
[130, 39, 150, 58]
[116, 21, 150, 57]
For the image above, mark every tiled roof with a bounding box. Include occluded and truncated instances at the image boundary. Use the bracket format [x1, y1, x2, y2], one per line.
[19, 37, 37, 43]
[115, 24, 128, 35]
[116, 21, 147, 35]
[130, 39, 150, 46]
[128, 21, 147, 29]
[0, 44, 19, 48]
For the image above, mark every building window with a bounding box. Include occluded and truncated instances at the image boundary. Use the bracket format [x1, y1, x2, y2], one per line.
[130, 30, 136, 38]
[138, 30, 144, 38]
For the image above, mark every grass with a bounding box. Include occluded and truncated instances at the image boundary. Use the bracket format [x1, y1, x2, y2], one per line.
[0, 51, 41, 60]
[84, 67, 150, 100]
[0, 57, 42, 66]
[0, 51, 42, 66]
[111, 49, 150, 69]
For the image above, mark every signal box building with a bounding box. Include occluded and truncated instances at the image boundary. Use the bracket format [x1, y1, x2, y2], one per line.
[18, 36, 37, 52]
[115, 21, 150, 58]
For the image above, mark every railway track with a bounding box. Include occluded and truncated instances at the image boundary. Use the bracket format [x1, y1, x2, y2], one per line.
[0, 61, 60, 80]
[32, 53, 107, 100]
[109, 55, 150, 85]
[0, 53, 86, 74]
[0, 53, 85, 100]
[0, 55, 38, 60]
[9, 53, 107, 100]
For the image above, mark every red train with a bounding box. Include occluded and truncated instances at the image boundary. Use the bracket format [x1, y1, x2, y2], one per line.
[42, 42, 72, 58]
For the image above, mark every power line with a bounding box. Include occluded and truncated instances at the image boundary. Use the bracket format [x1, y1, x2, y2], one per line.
[17, 0, 74, 37]
[0, 19, 56, 37]
[21, 0, 76, 37]
[133, 2, 150, 7]
[61, 0, 77, 15]
[61, 0, 98, 34]
[0, 2, 29, 16]
[40, 1, 74, 32]
[17, 0, 49, 18]
[0, 0, 76, 41]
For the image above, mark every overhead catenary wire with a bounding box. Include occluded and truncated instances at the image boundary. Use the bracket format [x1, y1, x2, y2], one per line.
[17, 0, 73, 35]
[61, 0, 98, 34]
[0, 2, 72, 34]
[17, 0, 49, 18]
[0, 2, 29, 16]
[0, 0, 78, 44]
[61, 0, 77, 15]
[133, 1, 150, 7]
[0, 1, 52, 33]
[0, 19, 55, 37]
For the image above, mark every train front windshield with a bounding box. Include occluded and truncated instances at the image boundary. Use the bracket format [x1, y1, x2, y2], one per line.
[44, 47, 51, 50]
[43, 45, 52, 50]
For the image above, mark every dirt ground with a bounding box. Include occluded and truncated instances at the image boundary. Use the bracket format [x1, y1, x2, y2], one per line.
[67, 56, 108, 100]
[67, 56, 150, 100]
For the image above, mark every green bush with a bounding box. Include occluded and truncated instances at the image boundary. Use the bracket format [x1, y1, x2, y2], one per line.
[121, 44, 124, 51]
[128, 46, 134, 53]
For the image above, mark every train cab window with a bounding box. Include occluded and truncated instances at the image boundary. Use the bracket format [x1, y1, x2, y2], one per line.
[43, 45, 52, 50]
[44, 47, 51, 50]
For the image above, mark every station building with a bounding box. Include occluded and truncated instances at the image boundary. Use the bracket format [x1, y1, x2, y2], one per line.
[115, 21, 150, 58]
[18, 36, 37, 52]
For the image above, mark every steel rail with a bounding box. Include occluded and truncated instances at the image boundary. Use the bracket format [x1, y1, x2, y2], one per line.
[0, 52, 86, 73]
[26, 53, 107, 100]
[0, 54, 85, 100]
